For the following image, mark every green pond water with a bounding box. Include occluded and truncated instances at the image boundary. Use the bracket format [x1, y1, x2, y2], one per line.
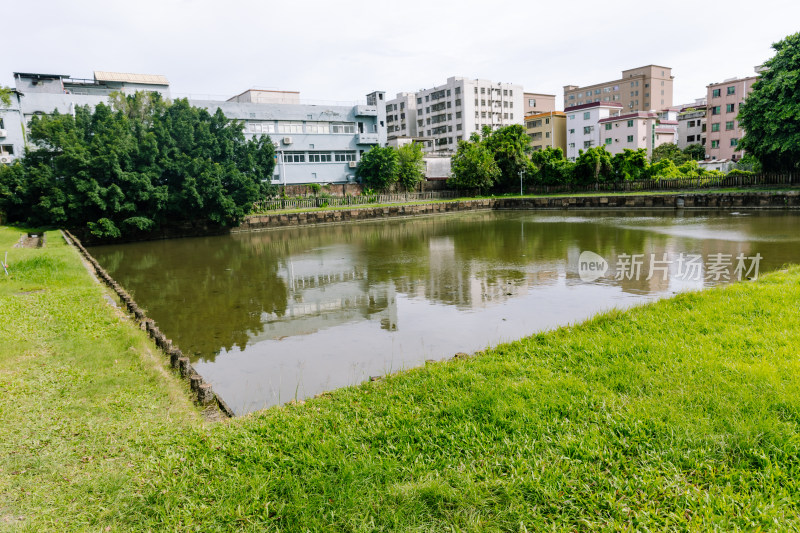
[90, 209, 800, 414]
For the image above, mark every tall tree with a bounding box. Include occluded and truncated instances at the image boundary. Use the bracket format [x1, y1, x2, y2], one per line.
[573, 146, 614, 184]
[481, 124, 534, 191]
[651, 143, 689, 165]
[0, 86, 11, 107]
[530, 147, 573, 185]
[396, 142, 425, 191]
[448, 135, 500, 193]
[612, 149, 649, 181]
[739, 32, 800, 171]
[355, 146, 399, 191]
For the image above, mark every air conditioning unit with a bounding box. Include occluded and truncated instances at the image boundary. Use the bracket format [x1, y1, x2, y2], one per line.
[0, 156, 11, 164]
[0, 129, 7, 138]
[348, 161, 358, 168]
[282, 137, 293, 145]
[272, 142, 280, 148]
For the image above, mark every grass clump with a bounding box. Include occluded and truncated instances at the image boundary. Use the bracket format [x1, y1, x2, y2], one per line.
[2, 224, 800, 531]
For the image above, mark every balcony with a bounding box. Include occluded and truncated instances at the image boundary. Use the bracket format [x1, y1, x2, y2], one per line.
[355, 105, 378, 117]
[357, 133, 379, 144]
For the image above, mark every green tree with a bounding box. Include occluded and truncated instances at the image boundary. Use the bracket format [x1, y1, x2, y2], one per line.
[355, 146, 399, 191]
[611, 149, 649, 181]
[530, 147, 573, 186]
[739, 32, 800, 171]
[397, 142, 425, 191]
[683, 143, 705, 161]
[481, 125, 534, 191]
[448, 136, 500, 193]
[573, 146, 614, 184]
[651, 143, 689, 165]
[0, 86, 11, 107]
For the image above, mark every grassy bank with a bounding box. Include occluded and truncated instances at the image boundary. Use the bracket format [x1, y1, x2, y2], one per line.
[2, 225, 800, 530]
[254, 186, 800, 216]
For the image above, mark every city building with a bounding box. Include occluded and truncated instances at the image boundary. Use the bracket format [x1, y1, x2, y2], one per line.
[413, 76, 524, 153]
[2, 69, 387, 185]
[563, 65, 674, 112]
[705, 75, 758, 161]
[676, 100, 707, 150]
[1, 71, 171, 163]
[191, 91, 387, 185]
[564, 101, 623, 160]
[525, 111, 566, 153]
[385, 92, 418, 141]
[597, 111, 676, 157]
[523, 92, 556, 115]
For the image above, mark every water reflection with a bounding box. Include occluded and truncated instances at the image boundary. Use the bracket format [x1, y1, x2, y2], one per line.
[91, 210, 800, 414]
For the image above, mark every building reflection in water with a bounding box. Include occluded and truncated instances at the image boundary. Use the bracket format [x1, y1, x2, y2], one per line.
[90, 210, 800, 413]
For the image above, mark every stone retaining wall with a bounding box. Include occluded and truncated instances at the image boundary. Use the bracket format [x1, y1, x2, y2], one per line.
[62, 230, 234, 418]
[238, 191, 800, 231]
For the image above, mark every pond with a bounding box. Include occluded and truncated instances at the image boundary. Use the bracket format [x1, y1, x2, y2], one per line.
[91, 209, 800, 414]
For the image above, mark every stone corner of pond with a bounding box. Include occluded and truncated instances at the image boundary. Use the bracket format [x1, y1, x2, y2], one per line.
[61, 229, 236, 419]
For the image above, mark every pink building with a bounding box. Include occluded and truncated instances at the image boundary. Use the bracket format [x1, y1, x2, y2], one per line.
[705, 76, 757, 161]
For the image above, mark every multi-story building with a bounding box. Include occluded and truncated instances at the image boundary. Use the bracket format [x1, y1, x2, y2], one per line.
[597, 111, 676, 157]
[676, 102, 707, 150]
[191, 91, 387, 185]
[413, 76, 523, 153]
[564, 101, 623, 160]
[563, 65, 674, 112]
[1, 71, 171, 163]
[705, 75, 757, 161]
[523, 93, 556, 116]
[525, 111, 566, 153]
[385, 92, 418, 142]
[2, 70, 387, 185]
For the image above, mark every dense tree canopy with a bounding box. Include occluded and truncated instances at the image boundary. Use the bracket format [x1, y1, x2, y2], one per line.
[396, 142, 425, 191]
[480, 125, 535, 190]
[355, 146, 399, 191]
[448, 134, 501, 193]
[739, 32, 800, 171]
[0, 93, 275, 239]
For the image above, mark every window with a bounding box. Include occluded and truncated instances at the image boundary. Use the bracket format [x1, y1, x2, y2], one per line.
[726, 103, 735, 113]
[583, 126, 593, 134]
[308, 152, 332, 163]
[712, 88, 721, 98]
[568, 114, 575, 120]
[688, 120, 695, 128]
[545, 118, 549, 124]
[569, 143, 575, 148]
[568, 94, 575, 100]
[730, 138, 739, 147]
[711, 140, 719, 149]
[248, 122, 276, 134]
[604, 138, 612, 145]
[456, 123, 462, 130]
[455, 87, 461, 95]
[277, 121, 303, 134]
[583, 140, 594, 148]
[711, 123, 720, 132]
[528, 98, 536, 107]
[284, 152, 305, 163]
[583, 112, 591, 120]
[711, 106, 721, 115]
[305, 122, 330, 134]
[627, 120, 634, 127]
[456, 111, 462, 119]
[687, 135, 695, 142]
[545, 132, 550, 138]
[331, 123, 355, 134]
[481, 87, 486, 94]
[416, 97, 422, 104]
[727, 86, 735, 95]
[455, 99, 461, 107]
[334, 151, 356, 162]
[627, 135, 634, 142]
[725, 121, 735, 130]
[569, 129, 575, 134]
[604, 124, 612, 131]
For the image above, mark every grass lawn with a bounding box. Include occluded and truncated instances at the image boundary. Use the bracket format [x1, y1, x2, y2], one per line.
[2, 224, 800, 531]
[254, 186, 800, 216]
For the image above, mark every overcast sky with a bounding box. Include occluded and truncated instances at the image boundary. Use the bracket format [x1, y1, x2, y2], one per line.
[4, 0, 798, 109]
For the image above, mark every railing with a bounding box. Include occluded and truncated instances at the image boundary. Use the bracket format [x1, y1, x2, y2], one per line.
[253, 190, 462, 212]
[528, 172, 800, 195]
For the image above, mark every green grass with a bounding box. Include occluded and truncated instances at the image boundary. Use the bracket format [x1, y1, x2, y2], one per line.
[3, 225, 800, 530]
[255, 186, 800, 215]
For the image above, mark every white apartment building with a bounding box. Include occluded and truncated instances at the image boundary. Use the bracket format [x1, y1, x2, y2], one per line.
[565, 102, 623, 160]
[677, 108, 706, 149]
[385, 92, 418, 141]
[597, 111, 676, 157]
[413, 76, 524, 153]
